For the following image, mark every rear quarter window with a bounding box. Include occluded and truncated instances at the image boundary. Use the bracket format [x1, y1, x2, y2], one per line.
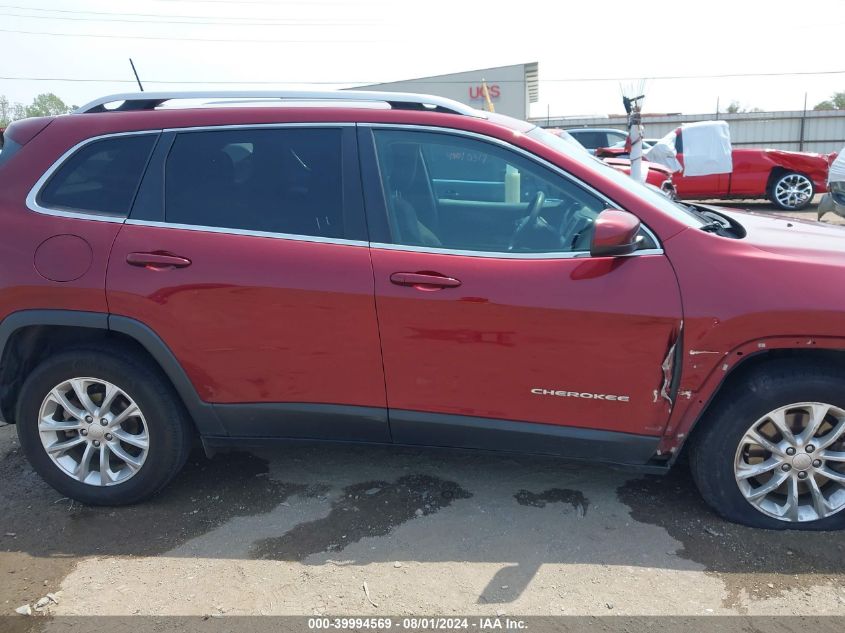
[37, 134, 157, 217]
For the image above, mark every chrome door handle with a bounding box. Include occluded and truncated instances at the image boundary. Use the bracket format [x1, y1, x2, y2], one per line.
[126, 252, 192, 269]
[389, 272, 462, 289]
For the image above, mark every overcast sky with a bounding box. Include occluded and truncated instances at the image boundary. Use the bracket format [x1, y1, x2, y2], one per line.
[1, 0, 843, 118]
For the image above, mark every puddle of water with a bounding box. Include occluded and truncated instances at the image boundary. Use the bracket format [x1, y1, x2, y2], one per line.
[250, 474, 471, 561]
[515, 488, 590, 516]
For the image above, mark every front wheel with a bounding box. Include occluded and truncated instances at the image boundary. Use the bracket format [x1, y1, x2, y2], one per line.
[689, 360, 845, 530]
[769, 172, 815, 210]
[16, 346, 193, 505]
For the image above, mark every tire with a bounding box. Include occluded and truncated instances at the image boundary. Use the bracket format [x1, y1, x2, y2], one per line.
[689, 359, 845, 530]
[768, 171, 815, 211]
[15, 345, 193, 505]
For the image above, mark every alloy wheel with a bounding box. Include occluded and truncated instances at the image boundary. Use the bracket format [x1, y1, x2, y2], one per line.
[734, 402, 845, 522]
[38, 377, 150, 486]
[774, 174, 813, 209]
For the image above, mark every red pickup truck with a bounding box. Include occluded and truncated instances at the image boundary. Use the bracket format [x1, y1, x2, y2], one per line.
[597, 128, 835, 211]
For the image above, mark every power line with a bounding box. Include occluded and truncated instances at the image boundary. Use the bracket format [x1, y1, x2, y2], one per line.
[0, 27, 384, 43]
[151, 0, 346, 4]
[0, 76, 359, 84]
[1, 71, 844, 85]
[0, 2, 340, 16]
[0, 11, 374, 26]
[150, 0, 348, 5]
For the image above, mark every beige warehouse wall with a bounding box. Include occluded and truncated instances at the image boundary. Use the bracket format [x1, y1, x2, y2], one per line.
[353, 63, 538, 120]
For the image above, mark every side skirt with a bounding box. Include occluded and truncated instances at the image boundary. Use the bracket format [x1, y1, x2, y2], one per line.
[203, 405, 665, 471]
[390, 409, 662, 467]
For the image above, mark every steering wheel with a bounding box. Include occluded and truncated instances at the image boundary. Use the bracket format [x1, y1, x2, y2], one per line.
[508, 191, 546, 251]
[558, 204, 598, 251]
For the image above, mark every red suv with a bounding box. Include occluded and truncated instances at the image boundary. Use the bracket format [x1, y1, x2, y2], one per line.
[2, 91, 844, 530]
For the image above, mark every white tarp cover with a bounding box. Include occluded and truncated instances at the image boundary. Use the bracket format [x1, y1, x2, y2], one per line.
[829, 148, 845, 184]
[645, 130, 682, 173]
[644, 121, 733, 177]
[678, 120, 733, 177]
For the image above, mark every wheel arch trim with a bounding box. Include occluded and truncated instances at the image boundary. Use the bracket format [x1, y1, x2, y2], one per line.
[660, 336, 845, 460]
[0, 309, 225, 435]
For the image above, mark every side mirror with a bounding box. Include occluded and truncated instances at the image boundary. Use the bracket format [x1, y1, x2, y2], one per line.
[590, 209, 643, 257]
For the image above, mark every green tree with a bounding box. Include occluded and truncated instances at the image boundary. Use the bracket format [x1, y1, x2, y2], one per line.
[813, 91, 845, 110]
[1, 93, 77, 126]
[724, 100, 763, 114]
[0, 95, 10, 127]
[24, 93, 73, 117]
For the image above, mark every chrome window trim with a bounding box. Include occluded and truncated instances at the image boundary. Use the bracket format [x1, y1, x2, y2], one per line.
[161, 122, 355, 133]
[26, 123, 353, 227]
[124, 219, 368, 247]
[26, 129, 162, 222]
[369, 242, 664, 259]
[360, 122, 664, 259]
[26, 122, 666, 259]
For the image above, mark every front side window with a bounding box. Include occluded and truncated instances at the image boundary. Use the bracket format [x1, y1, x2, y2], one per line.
[39, 134, 156, 216]
[606, 130, 628, 146]
[164, 127, 344, 238]
[372, 129, 608, 254]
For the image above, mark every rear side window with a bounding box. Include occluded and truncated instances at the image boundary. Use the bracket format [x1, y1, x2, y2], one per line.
[568, 131, 609, 150]
[164, 128, 344, 238]
[38, 134, 157, 217]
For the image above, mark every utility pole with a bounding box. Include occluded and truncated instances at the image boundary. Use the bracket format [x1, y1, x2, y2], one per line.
[624, 93, 646, 183]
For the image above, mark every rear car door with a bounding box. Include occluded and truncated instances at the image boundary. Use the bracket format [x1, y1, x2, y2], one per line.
[108, 124, 388, 440]
[359, 125, 683, 463]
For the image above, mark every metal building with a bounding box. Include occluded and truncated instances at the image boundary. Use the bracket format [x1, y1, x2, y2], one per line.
[353, 62, 539, 120]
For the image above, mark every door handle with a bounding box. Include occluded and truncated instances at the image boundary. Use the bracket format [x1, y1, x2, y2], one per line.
[126, 252, 192, 269]
[390, 272, 462, 289]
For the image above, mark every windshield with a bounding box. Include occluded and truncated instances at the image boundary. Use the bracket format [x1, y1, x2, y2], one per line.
[526, 126, 704, 228]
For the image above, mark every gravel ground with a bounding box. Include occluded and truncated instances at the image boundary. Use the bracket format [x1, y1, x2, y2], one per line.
[1, 199, 844, 630]
[2, 424, 844, 622]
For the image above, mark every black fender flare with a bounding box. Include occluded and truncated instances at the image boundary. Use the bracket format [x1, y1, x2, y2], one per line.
[0, 309, 225, 435]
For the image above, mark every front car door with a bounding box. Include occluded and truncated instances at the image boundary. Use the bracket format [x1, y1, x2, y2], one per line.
[108, 124, 388, 440]
[672, 130, 730, 198]
[359, 125, 683, 464]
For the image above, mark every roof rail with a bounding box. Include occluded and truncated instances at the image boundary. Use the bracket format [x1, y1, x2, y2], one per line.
[74, 90, 486, 118]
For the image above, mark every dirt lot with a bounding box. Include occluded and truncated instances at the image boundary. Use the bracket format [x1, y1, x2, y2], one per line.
[1, 199, 844, 629]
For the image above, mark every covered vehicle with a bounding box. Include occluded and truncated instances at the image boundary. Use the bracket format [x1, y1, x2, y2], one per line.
[640, 121, 834, 211]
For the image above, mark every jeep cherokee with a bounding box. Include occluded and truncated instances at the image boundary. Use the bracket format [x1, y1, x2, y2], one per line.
[1, 90, 844, 530]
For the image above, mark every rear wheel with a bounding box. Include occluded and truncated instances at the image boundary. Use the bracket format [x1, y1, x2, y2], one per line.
[769, 172, 814, 210]
[16, 347, 193, 505]
[690, 360, 845, 529]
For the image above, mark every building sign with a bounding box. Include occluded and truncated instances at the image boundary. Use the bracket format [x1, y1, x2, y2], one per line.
[468, 84, 501, 100]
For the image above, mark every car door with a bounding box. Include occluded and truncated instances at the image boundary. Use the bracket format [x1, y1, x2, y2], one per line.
[672, 130, 730, 198]
[107, 124, 388, 440]
[359, 125, 683, 463]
